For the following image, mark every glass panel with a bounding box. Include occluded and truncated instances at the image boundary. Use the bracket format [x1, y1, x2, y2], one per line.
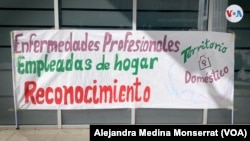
[137, 0, 199, 30]
[60, 0, 133, 29]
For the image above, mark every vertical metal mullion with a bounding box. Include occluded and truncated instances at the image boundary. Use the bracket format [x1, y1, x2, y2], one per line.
[54, 0, 62, 129]
[131, 0, 137, 125]
[132, 0, 137, 31]
[54, 0, 60, 29]
[198, 0, 210, 124]
[204, 0, 231, 125]
[203, 0, 213, 124]
[207, 0, 214, 31]
[198, 0, 208, 31]
[11, 32, 19, 129]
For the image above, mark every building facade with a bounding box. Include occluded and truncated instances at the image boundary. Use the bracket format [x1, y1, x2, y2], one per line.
[0, 0, 250, 128]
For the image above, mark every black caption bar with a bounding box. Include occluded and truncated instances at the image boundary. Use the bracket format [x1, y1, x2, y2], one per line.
[90, 125, 250, 140]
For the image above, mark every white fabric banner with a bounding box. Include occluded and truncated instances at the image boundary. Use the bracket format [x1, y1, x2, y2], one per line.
[11, 30, 234, 109]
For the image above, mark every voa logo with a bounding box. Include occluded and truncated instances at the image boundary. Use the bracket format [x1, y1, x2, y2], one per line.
[225, 4, 244, 23]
